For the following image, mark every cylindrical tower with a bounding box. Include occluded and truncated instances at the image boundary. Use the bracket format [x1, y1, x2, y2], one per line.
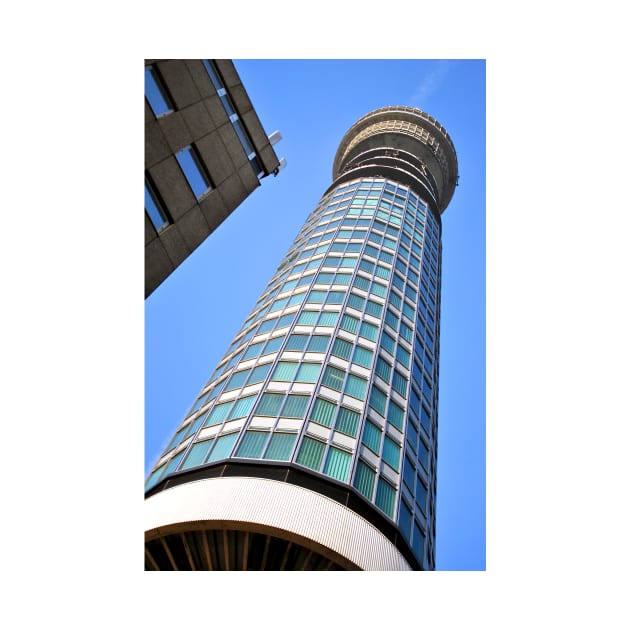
[145, 106, 458, 570]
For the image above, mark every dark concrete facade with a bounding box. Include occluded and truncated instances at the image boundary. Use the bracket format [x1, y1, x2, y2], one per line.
[145, 59, 281, 298]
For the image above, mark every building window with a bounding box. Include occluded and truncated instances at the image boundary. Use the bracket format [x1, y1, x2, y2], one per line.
[145, 179, 169, 232]
[145, 65, 173, 117]
[175, 145, 212, 199]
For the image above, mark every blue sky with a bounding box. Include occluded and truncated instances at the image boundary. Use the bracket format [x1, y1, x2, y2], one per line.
[145, 59, 486, 571]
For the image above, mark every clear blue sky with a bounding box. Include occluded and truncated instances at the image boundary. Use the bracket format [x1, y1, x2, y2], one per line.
[145, 59, 486, 571]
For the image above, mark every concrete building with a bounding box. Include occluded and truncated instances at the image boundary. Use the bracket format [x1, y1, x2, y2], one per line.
[145, 59, 283, 298]
[145, 106, 458, 570]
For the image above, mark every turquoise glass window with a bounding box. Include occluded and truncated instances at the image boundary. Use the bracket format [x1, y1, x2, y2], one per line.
[352, 345, 373, 369]
[263, 432, 297, 460]
[248, 363, 272, 385]
[335, 407, 360, 437]
[322, 366, 345, 391]
[235, 431, 268, 458]
[296, 436, 326, 470]
[307, 334, 330, 353]
[387, 399, 405, 431]
[375, 357, 392, 382]
[204, 402, 231, 427]
[286, 334, 309, 351]
[353, 460, 376, 499]
[318, 311, 339, 327]
[331, 338, 353, 361]
[359, 322, 378, 341]
[345, 374, 367, 400]
[228, 395, 256, 420]
[207, 432, 239, 462]
[375, 477, 396, 518]
[368, 386, 387, 416]
[297, 310, 318, 326]
[310, 398, 336, 427]
[392, 370, 408, 397]
[382, 435, 401, 471]
[347, 293, 366, 311]
[282, 394, 309, 418]
[295, 362, 321, 383]
[365, 300, 383, 318]
[340, 314, 359, 334]
[362, 420, 381, 453]
[256, 393, 284, 416]
[323, 447, 352, 482]
[271, 361, 298, 381]
[225, 369, 249, 391]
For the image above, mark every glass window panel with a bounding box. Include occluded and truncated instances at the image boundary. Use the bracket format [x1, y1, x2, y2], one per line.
[421, 405, 431, 432]
[296, 436, 326, 471]
[207, 432, 239, 462]
[399, 499, 413, 541]
[310, 398, 336, 427]
[263, 432, 298, 460]
[331, 338, 353, 360]
[286, 334, 309, 351]
[145, 463, 167, 490]
[353, 460, 376, 499]
[396, 344, 411, 368]
[235, 431, 268, 458]
[368, 386, 387, 416]
[323, 447, 352, 482]
[335, 407, 360, 437]
[352, 346, 373, 369]
[334, 272, 352, 285]
[271, 361, 298, 382]
[340, 314, 359, 334]
[281, 394, 309, 418]
[375, 477, 396, 518]
[247, 363, 272, 385]
[256, 393, 284, 416]
[418, 438, 429, 470]
[412, 521, 425, 561]
[326, 291, 346, 304]
[345, 374, 367, 400]
[347, 293, 366, 311]
[224, 369, 249, 392]
[365, 300, 383, 318]
[297, 311, 318, 326]
[370, 282, 387, 298]
[387, 399, 405, 431]
[175, 146, 211, 198]
[362, 420, 382, 453]
[316, 272, 335, 284]
[164, 451, 185, 476]
[375, 357, 392, 382]
[322, 366, 345, 391]
[243, 341, 264, 360]
[317, 311, 339, 327]
[295, 362, 321, 383]
[145, 181, 169, 231]
[228, 395, 257, 420]
[263, 336, 284, 355]
[204, 402, 231, 427]
[382, 435, 401, 471]
[416, 477, 428, 515]
[144, 66, 172, 117]
[403, 455, 416, 492]
[392, 370, 408, 397]
[307, 334, 330, 353]
[307, 290, 327, 304]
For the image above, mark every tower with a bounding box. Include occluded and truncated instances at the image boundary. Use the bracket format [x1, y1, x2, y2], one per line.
[145, 106, 458, 570]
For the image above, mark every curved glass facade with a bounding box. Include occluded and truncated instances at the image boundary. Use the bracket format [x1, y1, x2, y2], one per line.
[146, 174, 443, 568]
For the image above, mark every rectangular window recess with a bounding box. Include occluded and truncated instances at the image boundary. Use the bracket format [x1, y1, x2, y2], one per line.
[145, 178, 170, 231]
[175, 146, 212, 199]
[145, 65, 173, 118]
